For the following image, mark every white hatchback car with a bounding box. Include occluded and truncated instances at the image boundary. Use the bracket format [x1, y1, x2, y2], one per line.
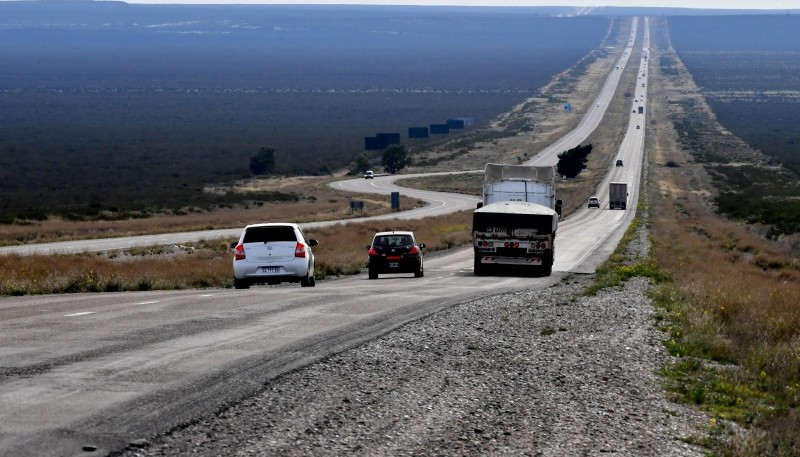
[232, 223, 318, 289]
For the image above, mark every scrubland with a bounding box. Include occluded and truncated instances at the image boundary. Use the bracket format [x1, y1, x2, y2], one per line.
[2, 13, 798, 455]
[642, 18, 800, 454]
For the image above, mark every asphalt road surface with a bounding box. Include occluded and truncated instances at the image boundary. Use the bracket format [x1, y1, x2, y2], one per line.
[0, 18, 650, 457]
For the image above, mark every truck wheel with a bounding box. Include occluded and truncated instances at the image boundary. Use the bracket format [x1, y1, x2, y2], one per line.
[474, 254, 486, 276]
[541, 252, 554, 276]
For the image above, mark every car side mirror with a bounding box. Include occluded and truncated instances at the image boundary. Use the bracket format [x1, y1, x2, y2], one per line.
[230, 242, 238, 249]
[308, 239, 318, 247]
[366, 245, 372, 250]
[419, 243, 425, 249]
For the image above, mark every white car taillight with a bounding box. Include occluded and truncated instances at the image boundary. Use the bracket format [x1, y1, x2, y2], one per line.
[234, 244, 246, 261]
[295, 242, 306, 258]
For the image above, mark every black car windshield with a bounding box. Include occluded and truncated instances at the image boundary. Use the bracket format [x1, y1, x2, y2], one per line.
[374, 235, 412, 247]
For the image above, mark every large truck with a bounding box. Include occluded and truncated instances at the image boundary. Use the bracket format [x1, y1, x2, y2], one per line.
[608, 182, 628, 210]
[481, 163, 558, 208]
[473, 164, 561, 276]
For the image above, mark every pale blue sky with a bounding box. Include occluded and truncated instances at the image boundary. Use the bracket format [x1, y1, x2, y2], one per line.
[126, 0, 800, 9]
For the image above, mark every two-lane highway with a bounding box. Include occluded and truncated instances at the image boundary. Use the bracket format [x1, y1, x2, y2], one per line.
[0, 17, 651, 457]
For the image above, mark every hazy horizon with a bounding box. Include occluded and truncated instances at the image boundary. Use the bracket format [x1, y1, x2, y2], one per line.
[122, 0, 800, 10]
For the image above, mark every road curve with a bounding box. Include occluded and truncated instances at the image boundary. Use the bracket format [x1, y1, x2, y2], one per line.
[0, 18, 650, 457]
[0, 20, 640, 257]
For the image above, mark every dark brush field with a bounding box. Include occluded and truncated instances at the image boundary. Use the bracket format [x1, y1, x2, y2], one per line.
[668, 15, 800, 235]
[669, 15, 800, 171]
[0, 2, 610, 221]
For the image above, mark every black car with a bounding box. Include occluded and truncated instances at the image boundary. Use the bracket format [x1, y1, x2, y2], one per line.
[367, 231, 424, 279]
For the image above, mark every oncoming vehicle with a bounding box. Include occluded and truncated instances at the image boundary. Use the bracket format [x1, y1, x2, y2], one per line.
[232, 223, 318, 289]
[367, 231, 424, 279]
[364, 170, 374, 179]
[616, 159, 624, 167]
[588, 196, 600, 208]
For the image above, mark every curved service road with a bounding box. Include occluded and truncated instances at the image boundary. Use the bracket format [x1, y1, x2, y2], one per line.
[0, 18, 651, 456]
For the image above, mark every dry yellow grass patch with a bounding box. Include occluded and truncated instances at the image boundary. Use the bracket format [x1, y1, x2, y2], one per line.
[646, 18, 799, 453]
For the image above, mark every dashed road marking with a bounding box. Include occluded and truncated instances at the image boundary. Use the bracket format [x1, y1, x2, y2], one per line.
[64, 311, 95, 317]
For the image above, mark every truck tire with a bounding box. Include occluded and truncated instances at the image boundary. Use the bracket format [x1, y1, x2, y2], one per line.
[474, 253, 486, 276]
[541, 251, 553, 276]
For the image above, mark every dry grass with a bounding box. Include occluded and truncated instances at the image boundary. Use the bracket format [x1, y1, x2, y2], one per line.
[0, 211, 472, 295]
[645, 19, 800, 455]
[0, 241, 234, 295]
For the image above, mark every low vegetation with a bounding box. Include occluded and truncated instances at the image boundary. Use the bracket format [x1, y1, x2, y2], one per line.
[0, 211, 472, 296]
[650, 182, 800, 456]
[556, 144, 594, 179]
[668, 16, 800, 239]
[641, 21, 800, 455]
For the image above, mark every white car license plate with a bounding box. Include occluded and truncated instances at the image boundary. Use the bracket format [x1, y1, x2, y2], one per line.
[260, 266, 280, 273]
[389, 262, 399, 268]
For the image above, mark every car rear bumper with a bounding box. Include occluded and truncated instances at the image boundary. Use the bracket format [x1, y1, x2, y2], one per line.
[233, 261, 308, 282]
[368, 257, 421, 273]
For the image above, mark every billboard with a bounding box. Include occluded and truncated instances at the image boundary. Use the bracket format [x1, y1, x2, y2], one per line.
[365, 133, 400, 150]
[364, 136, 382, 150]
[408, 127, 429, 139]
[446, 119, 465, 129]
[376, 133, 400, 147]
[430, 123, 449, 135]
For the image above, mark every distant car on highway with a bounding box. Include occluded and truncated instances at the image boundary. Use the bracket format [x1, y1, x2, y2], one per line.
[364, 170, 374, 179]
[367, 231, 424, 279]
[636, 125, 641, 129]
[616, 159, 624, 167]
[232, 223, 318, 289]
[587, 196, 600, 209]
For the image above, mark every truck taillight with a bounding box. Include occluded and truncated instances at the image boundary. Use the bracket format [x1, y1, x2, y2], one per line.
[295, 242, 306, 258]
[503, 242, 520, 248]
[234, 244, 246, 261]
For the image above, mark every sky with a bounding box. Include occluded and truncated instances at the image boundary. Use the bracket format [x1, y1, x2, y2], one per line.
[125, 0, 800, 9]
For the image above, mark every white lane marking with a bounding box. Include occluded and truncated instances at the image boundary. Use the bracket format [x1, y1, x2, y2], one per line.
[137, 300, 160, 305]
[64, 311, 95, 317]
[199, 294, 213, 297]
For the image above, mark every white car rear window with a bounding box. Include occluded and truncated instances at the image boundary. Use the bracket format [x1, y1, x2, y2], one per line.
[243, 226, 297, 243]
